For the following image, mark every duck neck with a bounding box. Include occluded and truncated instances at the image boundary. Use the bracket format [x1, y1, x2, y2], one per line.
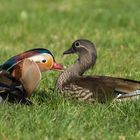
[56, 51, 96, 91]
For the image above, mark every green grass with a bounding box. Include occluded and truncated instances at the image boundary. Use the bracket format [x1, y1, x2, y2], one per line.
[0, 0, 140, 139]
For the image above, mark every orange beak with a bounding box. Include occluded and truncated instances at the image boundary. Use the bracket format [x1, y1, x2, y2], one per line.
[51, 62, 64, 71]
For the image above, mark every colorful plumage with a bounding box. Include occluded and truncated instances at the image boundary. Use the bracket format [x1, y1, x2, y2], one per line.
[0, 59, 41, 104]
[56, 39, 140, 103]
[0, 48, 63, 104]
[0, 48, 63, 74]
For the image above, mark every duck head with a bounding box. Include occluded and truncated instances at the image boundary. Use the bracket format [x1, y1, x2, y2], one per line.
[27, 49, 63, 72]
[63, 39, 97, 57]
[63, 39, 97, 75]
[1, 48, 63, 72]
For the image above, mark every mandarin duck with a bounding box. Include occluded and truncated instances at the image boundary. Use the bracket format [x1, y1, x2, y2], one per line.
[56, 39, 140, 103]
[0, 48, 63, 104]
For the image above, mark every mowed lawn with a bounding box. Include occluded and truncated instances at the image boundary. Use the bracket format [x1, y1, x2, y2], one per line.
[0, 0, 140, 139]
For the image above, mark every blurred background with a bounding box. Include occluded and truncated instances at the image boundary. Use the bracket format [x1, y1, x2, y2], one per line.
[0, 1, 140, 139]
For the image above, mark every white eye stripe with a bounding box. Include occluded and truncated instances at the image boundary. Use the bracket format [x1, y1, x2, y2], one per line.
[28, 53, 50, 63]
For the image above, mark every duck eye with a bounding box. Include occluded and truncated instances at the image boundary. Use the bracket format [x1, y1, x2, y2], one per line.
[42, 60, 46, 63]
[75, 42, 80, 47]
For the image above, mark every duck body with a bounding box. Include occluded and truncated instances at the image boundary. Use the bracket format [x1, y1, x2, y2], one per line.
[57, 74, 140, 102]
[56, 39, 140, 103]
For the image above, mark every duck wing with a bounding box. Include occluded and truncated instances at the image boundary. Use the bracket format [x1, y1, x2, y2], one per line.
[0, 71, 15, 86]
[71, 76, 140, 102]
[0, 71, 26, 102]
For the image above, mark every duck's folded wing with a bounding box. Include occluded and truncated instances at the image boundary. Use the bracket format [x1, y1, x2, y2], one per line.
[74, 76, 140, 101]
[110, 77, 140, 99]
[0, 71, 16, 86]
[0, 71, 25, 99]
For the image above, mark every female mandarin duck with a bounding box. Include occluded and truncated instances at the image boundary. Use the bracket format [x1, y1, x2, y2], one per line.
[0, 48, 63, 104]
[56, 39, 140, 103]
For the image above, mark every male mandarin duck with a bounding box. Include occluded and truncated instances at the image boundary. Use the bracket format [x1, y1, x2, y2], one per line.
[0, 48, 63, 104]
[56, 39, 140, 103]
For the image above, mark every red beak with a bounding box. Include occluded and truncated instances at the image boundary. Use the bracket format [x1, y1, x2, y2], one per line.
[51, 62, 64, 70]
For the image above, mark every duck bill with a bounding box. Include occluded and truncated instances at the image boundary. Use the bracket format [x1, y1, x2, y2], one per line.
[51, 62, 64, 71]
[63, 47, 75, 55]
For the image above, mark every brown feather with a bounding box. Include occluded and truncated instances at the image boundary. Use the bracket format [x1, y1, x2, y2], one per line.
[73, 76, 140, 102]
[0, 71, 13, 86]
[9, 59, 41, 97]
[19, 59, 41, 97]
